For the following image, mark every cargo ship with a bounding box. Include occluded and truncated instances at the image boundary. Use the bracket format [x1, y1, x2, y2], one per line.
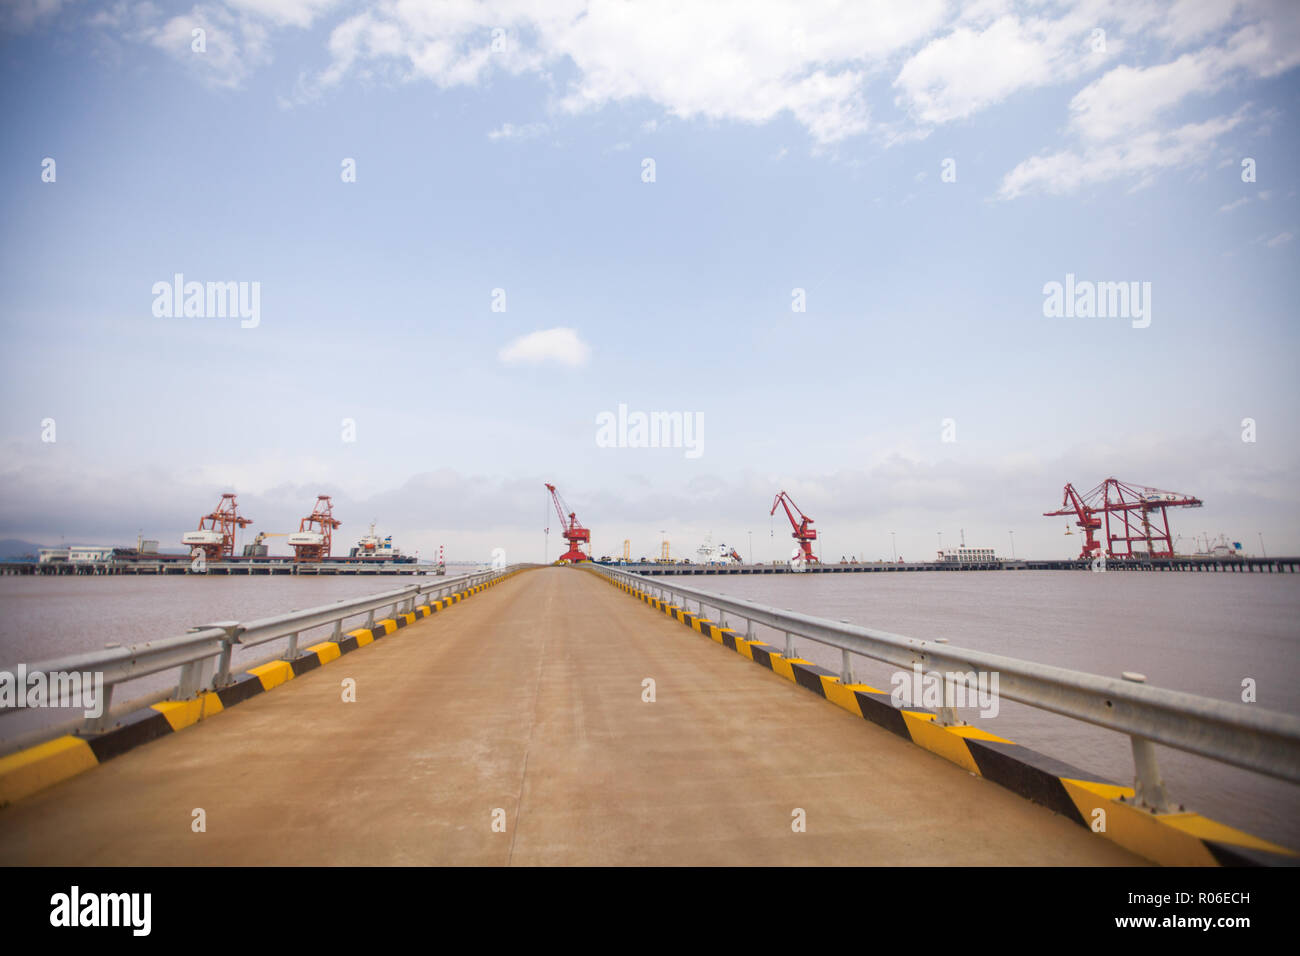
[348, 523, 417, 564]
[693, 534, 742, 565]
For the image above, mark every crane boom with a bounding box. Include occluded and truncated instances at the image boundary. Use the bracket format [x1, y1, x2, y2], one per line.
[1043, 482, 1102, 558]
[770, 490, 818, 564]
[545, 482, 590, 563]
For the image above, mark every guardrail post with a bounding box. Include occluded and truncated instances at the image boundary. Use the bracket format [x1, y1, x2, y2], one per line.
[838, 620, 854, 683]
[783, 609, 795, 658]
[1123, 672, 1172, 812]
[366, 608, 376, 628]
[176, 655, 215, 699]
[82, 683, 114, 734]
[193, 622, 242, 688]
[332, 620, 342, 642]
[932, 638, 961, 725]
[286, 631, 299, 659]
[1130, 735, 1171, 812]
[937, 678, 961, 726]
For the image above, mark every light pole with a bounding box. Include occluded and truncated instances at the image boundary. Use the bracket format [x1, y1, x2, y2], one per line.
[1009, 530, 1015, 559]
[748, 531, 753, 564]
[1259, 532, 1267, 558]
[890, 531, 896, 563]
[937, 531, 943, 556]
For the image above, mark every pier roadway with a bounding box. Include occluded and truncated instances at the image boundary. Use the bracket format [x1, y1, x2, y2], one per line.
[0, 567, 1140, 865]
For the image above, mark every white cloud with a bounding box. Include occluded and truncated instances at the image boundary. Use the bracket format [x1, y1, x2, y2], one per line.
[137, 3, 273, 89]
[998, 111, 1245, 199]
[995, 1, 1300, 198]
[487, 121, 548, 141]
[498, 327, 591, 367]
[309, 0, 946, 143]
[1155, 0, 1242, 47]
[894, 15, 1076, 126]
[1068, 13, 1300, 143]
[224, 0, 338, 28]
[1265, 231, 1294, 247]
[1219, 196, 1250, 212]
[888, 0, 1182, 128]
[1068, 52, 1222, 142]
[52, 0, 1300, 188]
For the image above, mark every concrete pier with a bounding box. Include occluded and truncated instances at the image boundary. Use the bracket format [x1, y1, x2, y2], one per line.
[0, 567, 1140, 866]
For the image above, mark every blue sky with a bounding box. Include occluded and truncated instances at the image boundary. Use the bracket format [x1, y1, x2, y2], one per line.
[1, 0, 1297, 562]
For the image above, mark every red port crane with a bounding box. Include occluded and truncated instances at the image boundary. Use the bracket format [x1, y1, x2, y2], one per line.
[182, 493, 252, 561]
[289, 495, 341, 563]
[545, 482, 590, 563]
[771, 491, 818, 564]
[1046, 483, 1104, 559]
[1045, 478, 1203, 559]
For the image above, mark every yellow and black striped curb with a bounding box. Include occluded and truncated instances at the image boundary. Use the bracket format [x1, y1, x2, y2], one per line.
[0, 571, 523, 809]
[598, 571, 1298, 867]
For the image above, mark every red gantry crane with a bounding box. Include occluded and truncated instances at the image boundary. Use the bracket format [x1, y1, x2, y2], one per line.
[771, 490, 818, 564]
[288, 495, 341, 563]
[182, 493, 252, 561]
[545, 482, 590, 563]
[1045, 478, 1203, 560]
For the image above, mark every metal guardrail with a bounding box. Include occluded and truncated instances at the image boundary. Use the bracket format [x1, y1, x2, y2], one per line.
[1, 566, 520, 746]
[591, 564, 1300, 807]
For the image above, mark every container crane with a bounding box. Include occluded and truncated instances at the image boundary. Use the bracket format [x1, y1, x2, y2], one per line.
[1044, 483, 1102, 559]
[545, 482, 590, 563]
[182, 493, 252, 561]
[771, 491, 818, 564]
[1045, 478, 1202, 559]
[289, 495, 341, 563]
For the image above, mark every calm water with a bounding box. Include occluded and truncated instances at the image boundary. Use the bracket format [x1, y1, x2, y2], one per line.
[663, 570, 1300, 849]
[2, 571, 1297, 848]
[0, 576, 441, 746]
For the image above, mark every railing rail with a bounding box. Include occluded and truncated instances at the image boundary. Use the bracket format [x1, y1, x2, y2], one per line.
[1, 566, 522, 742]
[590, 564, 1300, 802]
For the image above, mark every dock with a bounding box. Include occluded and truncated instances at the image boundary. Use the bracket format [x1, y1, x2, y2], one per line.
[0, 559, 443, 576]
[1, 565, 1295, 866]
[617, 556, 1300, 574]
